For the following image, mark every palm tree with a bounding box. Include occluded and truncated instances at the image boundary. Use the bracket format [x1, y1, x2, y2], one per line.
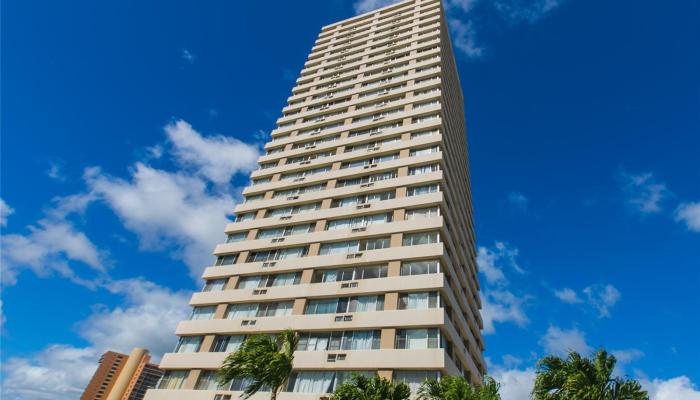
[331, 373, 411, 400]
[532, 349, 649, 400]
[217, 329, 298, 400]
[418, 375, 501, 400]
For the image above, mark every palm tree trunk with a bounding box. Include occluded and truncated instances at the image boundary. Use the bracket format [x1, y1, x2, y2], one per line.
[270, 386, 278, 400]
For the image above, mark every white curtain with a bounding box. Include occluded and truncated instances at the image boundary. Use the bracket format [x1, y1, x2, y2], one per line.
[278, 247, 306, 259]
[238, 276, 262, 289]
[225, 335, 245, 352]
[191, 306, 215, 320]
[175, 336, 201, 353]
[158, 371, 188, 390]
[271, 273, 297, 287]
[349, 331, 374, 350]
[406, 329, 429, 349]
[394, 371, 439, 394]
[273, 302, 293, 316]
[355, 296, 380, 312]
[307, 298, 338, 314]
[227, 304, 258, 319]
[291, 371, 335, 393]
[406, 293, 429, 309]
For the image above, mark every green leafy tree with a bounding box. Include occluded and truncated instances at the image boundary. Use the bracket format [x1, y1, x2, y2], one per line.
[533, 349, 649, 400]
[330, 374, 411, 400]
[418, 375, 501, 400]
[217, 329, 298, 400]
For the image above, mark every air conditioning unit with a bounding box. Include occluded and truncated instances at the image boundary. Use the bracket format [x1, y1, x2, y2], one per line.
[305, 145, 317, 149]
[286, 196, 299, 200]
[293, 177, 306, 182]
[314, 117, 325, 123]
[299, 161, 311, 165]
[253, 289, 268, 295]
[351, 227, 367, 232]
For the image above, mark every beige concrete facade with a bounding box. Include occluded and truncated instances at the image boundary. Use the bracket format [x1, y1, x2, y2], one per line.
[145, 0, 485, 398]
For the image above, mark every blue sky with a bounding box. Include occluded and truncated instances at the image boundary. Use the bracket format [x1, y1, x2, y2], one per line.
[1, 0, 699, 399]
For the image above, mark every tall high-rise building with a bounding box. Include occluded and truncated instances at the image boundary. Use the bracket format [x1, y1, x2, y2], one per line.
[82, 348, 163, 400]
[146, 0, 484, 398]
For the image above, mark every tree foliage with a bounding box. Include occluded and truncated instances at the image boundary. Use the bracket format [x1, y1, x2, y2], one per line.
[418, 375, 501, 400]
[330, 374, 411, 400]
[532, 349, 649, 400]
[217, 329, 298, 400]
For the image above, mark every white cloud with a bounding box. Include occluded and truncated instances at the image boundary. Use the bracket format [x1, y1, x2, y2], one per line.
[181, 48, 196, 63]
[612, 348, 644, 376]
[477, 241, 524, 284]
[539, 325, 592, 356]
[620, 171, 670, 214]
[553, 287, 582, 304]
[84, 162, 236, 279]
[507, 191, 528, 211]
[491, 367, 536, 400]
[481, 290, 530, 334]
[494, 0, 564, 24]
[583, 283, 621, 318]
[164, 119, 261, 185]
[353, 0, 400, 14]
[642, 376, 700, 400]
[1, 198, 14, 226]
[448, 18, 484, 58]
[47, 160, 67, 182]
[1, 278, 190, 400]
[675, 202, 700, 232]
[1, 218, 105, 287]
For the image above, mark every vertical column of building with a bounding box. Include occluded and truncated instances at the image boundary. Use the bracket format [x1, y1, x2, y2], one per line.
[146, 0, 484, 399]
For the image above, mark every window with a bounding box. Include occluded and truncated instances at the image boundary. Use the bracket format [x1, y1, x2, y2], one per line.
[174, 336, 202, 353]
[287, 371, 374, 393]
[226, 301, 293, 319]
[326, 213, 392, 230]
[286, 151, 336, 165]
[407, 184, 439, 196]
[331, 190, 395, 208]
[393, 371, 439, 394]
[252, 177, 272, 186]
[312, 265, 388, 283]
[402, 232, 439, 246]
[235, 213, 255, 222]
[195, 371, 225, 390]
[266, 203, 320, 218]
[259, 161, 278, 170]
[409, 145, 440, 157]
[202, 279, 227, 292]
[344, 136, 401, 153]
[411, 129, 439, 139]
[409, 164, 440, 175]
[272, 183, 326, 199]
[237, 272, 301, 289]
[226, 232, 247, 243]
[398, 292, 439, 310]
[297, 330, 381, 351]
[158, 371, 189, 390]
[190, 306, 216, 320]
[244, 194, 264, 203]
[280, 166, 331, 181]
[405, 207, 439, 220]
[211, 335, 246, 353]
[318, 237, 390, 255]
[215, 254, 238, 266]
[246, 246, 308, 262]
[305, 295, 384, 314]
[340, 153, 399, 169]
[256, 224, 314, 239]
[401, 260, 440, 276]
[336, 171, 397, 188]
[395, 328, 440, 349]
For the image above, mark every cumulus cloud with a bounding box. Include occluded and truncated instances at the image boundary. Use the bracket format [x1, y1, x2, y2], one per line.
[477, 241, 524, 285]
[85, 163, 237, 280]
[507, 191, 528, 211]
[47, 160, 67, 182]
[619, 171, 670, 214]
[642, 376, 700, 400]
[1, 218, 105, 287]
[164, 119, 261, 184]
[553, 287, 582, 304]
[490, 366, 537, 400]
[448, 18, 484, 58]
[1, 278, 191, 400]
[539, 325, 592, 356]
[583, 283, 621, 318]
[552, 283, 621, 317]
[181, 48, 196, 63]
[494, 0, 564, 24]
[675, 202, 700, 232]
[1, 198, 14, 226]
[481, 290, 530, 334]
[353, 0, 400, 14]
[612, 348, 644, 376]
